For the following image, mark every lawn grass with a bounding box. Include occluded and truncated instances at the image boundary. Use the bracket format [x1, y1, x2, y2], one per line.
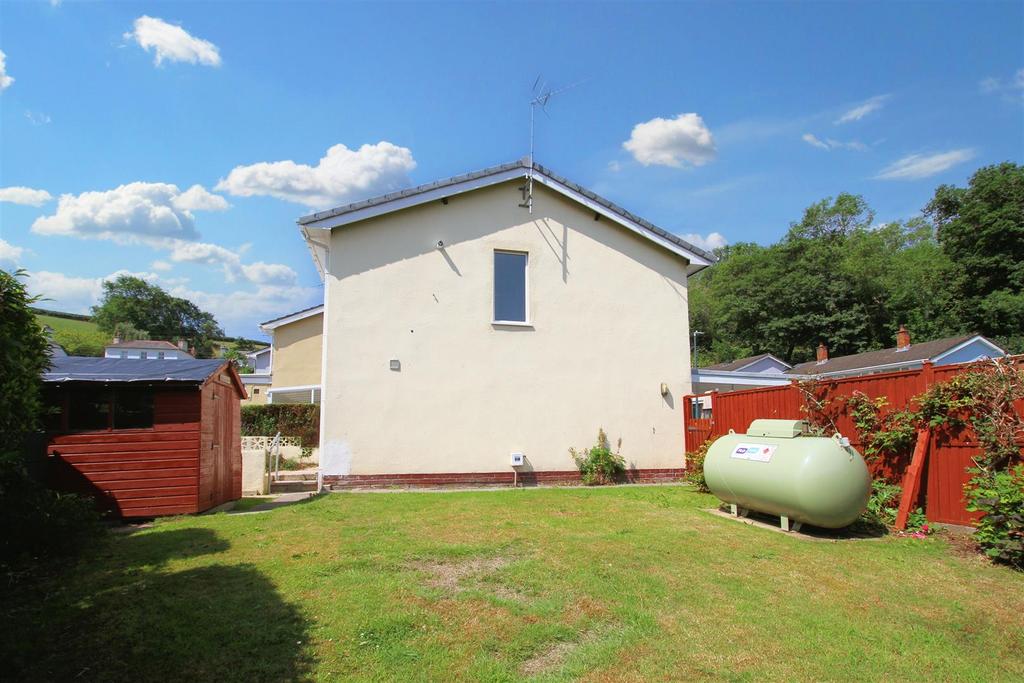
[3, 486, 1022, 681]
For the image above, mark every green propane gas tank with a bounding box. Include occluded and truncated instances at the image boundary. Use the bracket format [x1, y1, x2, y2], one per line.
[703, 419, 871, 529]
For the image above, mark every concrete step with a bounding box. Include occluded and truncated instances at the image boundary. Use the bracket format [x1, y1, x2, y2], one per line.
[270, 479, 319, 494]
[274, 471, 317, 482]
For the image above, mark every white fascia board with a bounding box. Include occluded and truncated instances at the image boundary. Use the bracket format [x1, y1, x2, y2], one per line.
[530, 173, 713, 272]
[267, 383, 321, 394]
[297, 166, 713, 276]
[691, 369, 804, 386]
[259, 305, 325, 333]
[931, 336, 1007, 363]
[299, 168, 528, 231]
[301, 226, 331, 282]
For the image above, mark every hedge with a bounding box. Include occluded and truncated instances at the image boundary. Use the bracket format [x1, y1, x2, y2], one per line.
[240, 404, 320, 447]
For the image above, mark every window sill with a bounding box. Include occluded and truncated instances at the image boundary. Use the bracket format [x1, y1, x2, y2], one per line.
[492, 320, 534, 329]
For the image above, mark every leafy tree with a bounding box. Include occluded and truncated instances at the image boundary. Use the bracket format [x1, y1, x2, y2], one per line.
[690, 194, 963, 365]
[0, 270, 51, 445]
[925, 162, 1024, 351]
[92, 276, 224, 357]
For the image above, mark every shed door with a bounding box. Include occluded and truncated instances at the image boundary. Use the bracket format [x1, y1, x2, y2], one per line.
[211, 383, 232, 505]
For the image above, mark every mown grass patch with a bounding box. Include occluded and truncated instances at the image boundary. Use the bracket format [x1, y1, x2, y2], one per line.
[2, 486, 1022, 681]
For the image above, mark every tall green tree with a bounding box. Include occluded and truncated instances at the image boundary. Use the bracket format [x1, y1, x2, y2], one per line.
[925, 162, 1024, 350]
[92, 276, 224, 357]
[0, 270, 51, 446]
[689, 194, 962, 365]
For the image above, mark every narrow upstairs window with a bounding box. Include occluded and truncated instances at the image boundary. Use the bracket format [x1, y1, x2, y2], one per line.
[494, 250, 528, 323]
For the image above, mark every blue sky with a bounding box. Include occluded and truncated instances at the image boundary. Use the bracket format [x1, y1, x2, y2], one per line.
[1, 1, 1021, 339]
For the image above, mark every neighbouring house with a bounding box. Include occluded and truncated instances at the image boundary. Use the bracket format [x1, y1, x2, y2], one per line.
[788, 327, 1007, 378]
[238, 346, 273, 405]
[691, 353, 794, 393]
[104, 338, 193, 360]
[42, 356, 245, 517]
[242, 304, 324, 406]
[298, 159, 715, 487]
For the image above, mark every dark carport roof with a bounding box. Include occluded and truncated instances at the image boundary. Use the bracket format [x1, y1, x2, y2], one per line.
[43, 357, 229, 385]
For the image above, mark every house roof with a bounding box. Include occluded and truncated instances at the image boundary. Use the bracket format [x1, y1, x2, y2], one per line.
[260, 304, 324, 331]
[297, 159, 717, 277]
[105, 340, 183, 351]
[786, 334, 1005, 376]
[703, 353, 791, 372]
[42, 357, 244, 397]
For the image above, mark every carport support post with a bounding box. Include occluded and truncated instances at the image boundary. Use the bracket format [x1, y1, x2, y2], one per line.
[781, 515, 790, 532]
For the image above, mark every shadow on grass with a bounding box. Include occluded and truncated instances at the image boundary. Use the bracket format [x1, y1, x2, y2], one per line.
[5, 528, 314, 682]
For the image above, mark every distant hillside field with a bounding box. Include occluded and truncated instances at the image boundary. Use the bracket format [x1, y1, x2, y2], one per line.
[33, 309, 267, 357]
[35, 311, 109, 356]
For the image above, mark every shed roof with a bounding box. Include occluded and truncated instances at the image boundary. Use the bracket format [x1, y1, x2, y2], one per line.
[43, 357, 244, 395]
[298, 159, 717, 277]
[786, 334, 1004, 376]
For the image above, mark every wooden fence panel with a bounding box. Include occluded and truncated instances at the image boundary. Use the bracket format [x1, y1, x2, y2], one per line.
[683, 359, 1022, 526]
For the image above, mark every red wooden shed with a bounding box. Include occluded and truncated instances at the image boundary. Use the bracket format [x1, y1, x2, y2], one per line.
[42, 357, 246, 518]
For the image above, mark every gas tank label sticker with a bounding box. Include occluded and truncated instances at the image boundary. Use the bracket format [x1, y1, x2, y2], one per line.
[730, 443, 776, 462]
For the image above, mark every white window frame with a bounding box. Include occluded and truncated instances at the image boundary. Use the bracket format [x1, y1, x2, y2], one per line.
[492, 249, 530, 326]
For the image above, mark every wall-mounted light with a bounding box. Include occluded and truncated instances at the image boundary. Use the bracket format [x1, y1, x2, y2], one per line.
[660, 382, 669, 396]
[436, 240, 444, 249]
[390, 359, 401, 371]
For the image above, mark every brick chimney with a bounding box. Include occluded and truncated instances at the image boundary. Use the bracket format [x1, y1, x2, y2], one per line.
[816, 342, 829, 364]
[896, 325, 911, 351]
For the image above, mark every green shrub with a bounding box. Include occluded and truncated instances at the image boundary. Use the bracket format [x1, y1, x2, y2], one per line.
[570, 429, 626, 486]
[864, 479, 902, 527]
[966, 464, 1024, 570]
[684, 439, 713, 492]
[241, 404, 320, 448]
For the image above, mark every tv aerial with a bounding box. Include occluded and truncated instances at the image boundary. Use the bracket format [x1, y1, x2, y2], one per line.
[521, 76, 587, 213]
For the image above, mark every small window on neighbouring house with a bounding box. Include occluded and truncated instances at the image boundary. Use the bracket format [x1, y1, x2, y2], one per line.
[120, 351, 126, 359]
[114, 390, 154, 429]
[494, 250, 528, 323]
[253, 388, 260, 395]
[140, 351, 148, 359]
[158, 351, 165, 359]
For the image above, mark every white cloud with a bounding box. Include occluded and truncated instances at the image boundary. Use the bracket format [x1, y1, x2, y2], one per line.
[25, 110, 51, 126]
[125, 16, 221, 67]
[172, 184, 230, 211]
[216, 142, 417, 209]
[0, 238, 26, 268]
[835, 95, 888, 124]
[979, 68, 1024, 101]
[802, 133, 867, 151]
[622, 113, 716, 168]
[0, 49, 13, 91]
[874, 149, 976, 181]
[168, 283, 320, 333]
[0, 186, 53, 206]
[802, 133, 830, 150]
[679, 232, 727, 252]
[166, 239, 297, 286]
[31, 182, 225, 243]
[151, 260, 173, 272]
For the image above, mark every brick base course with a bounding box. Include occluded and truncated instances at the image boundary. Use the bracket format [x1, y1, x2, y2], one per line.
[323, 468, 685, 490]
